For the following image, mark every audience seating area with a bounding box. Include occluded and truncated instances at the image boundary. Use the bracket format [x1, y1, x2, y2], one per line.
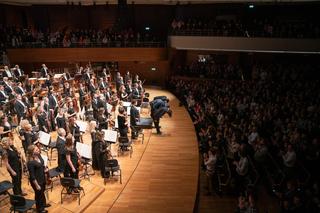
[170, 17, 320, 38]
[169, 59, 320, 213]
[1, 26, 165, 49]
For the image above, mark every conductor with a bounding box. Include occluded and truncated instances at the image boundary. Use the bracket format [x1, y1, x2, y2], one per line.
[150, 97, 172, 134]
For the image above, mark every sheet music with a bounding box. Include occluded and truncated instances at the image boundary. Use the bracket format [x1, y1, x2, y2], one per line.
[115, 118, 118, 129]
[39, 131, 50, 146]
[107, 103, 113, 114]
[76, 120, 88, 132]
[53, 74, 63, 78]
[102, 129, 118, 143]
[40, 154, 48, 167]
[79, 107, 86, 121]
[123, 101, 131, 107]
[76, 142, 92, 159]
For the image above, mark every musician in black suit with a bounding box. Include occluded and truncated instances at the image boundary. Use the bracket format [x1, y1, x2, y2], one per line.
[63, 72, 71, 81]
[37, 108, 49, 133]
[133, 74, 139, 84]
[3, 78, 14, 96]
[43, 97, 50, 114]
[115, 72, 123, 91]
[124, 71, 131, 84]
[14, 94, 27, 122]
[14, 82, 25, 95]
[105, 87, 111, 102]
[125, 80, 133, 97]
[13, 64, 24, 79]
[2, 66, 13, 78]
[130, 100, 140, 139]
[49, 93, 58, 109]
[98, 78, 107, 91]
[100, 68, 107, 78]
[43, 75, 51, 89]
[132, 83, 141, 100]
[56, 128, 66, 172]
[92, 93, 99, 120]
[79, 83, 86, 110]
[103, 77, 109, 88]
[0, 85, 8, 105]
[83, 69, 91, 84]
[88, 79, 96, 96]
[48, 92, 58, 130]
[27, 145, 50, 213]
[40, 64, 49, 78]
[137, 80, 145, 95]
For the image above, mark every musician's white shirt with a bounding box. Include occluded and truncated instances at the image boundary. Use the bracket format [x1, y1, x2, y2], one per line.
[0, 90, 7, 99]
[5, 69, 12, 77]
[5, 82, 13, 92]
[18, 100, 27, 112]
[18, 86, 25, 94]
[52, 95, 57, 106]
[17, 69, 22, 76]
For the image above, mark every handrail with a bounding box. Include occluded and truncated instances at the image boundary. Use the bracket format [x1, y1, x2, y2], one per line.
[6, 41, 166, 49]
[170, 29, 320, 39]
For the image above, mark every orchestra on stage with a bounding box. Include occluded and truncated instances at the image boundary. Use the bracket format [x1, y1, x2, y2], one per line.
[0, 62, 171, 213]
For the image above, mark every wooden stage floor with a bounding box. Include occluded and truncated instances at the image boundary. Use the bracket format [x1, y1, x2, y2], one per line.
[0, 88, 199, 213]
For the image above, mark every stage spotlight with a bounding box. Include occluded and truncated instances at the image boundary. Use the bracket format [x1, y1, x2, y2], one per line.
[249, 4, 254, 9]
[145, 27, 150, 31]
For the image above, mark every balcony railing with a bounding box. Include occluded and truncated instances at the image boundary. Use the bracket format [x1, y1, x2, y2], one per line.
[6, 41, 167, 49]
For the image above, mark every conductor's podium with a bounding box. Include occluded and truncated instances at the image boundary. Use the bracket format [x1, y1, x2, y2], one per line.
[136, 117, 153, 129]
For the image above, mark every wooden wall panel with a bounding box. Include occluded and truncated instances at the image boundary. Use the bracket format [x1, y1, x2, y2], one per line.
[7, 48, 168, 62]
[118, 61, 169, 86]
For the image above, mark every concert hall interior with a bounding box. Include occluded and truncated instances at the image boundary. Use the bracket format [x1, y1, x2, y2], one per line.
[0, 1, 320, 213]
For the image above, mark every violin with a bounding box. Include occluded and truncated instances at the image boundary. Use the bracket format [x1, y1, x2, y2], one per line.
[78, 158, 84, 172]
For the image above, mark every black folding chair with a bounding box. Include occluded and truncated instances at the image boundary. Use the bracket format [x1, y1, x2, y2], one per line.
[60, 177, 85, 205]
[118, 136, 133, 158]
[9, 194, 35, 213]
[104, 159, 122, 185]
[0, 180, 13, 203]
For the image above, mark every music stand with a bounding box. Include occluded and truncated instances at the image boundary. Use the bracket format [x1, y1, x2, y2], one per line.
[102, 129, 118, 144]
[76, 142, 95, 180]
